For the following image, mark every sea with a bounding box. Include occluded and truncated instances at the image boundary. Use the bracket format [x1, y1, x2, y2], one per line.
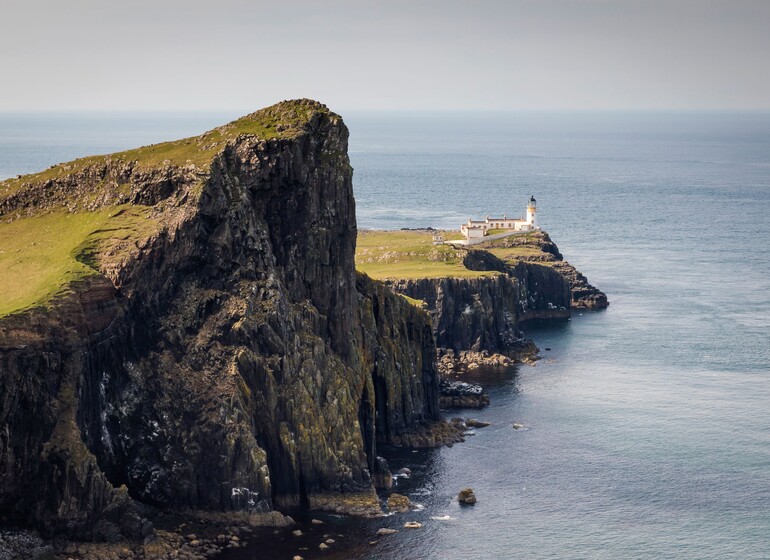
[1, 110, 769, 559]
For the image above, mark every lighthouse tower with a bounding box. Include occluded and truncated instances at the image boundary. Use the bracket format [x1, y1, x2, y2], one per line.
[526, 195, 537, 228]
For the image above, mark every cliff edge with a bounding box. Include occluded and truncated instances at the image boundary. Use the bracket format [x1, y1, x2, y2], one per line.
[356, 229, 606, 359]
[0, 100, 441, 541]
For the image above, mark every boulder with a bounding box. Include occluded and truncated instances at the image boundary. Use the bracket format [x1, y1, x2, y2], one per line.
[465, 418, 491, 428]
[386, 493, 413, 513]
[458, 487, 477, 505]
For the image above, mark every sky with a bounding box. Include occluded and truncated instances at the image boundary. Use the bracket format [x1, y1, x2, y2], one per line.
[1, 0, 769, 112]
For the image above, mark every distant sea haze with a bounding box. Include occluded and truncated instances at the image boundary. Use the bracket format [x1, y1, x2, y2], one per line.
[2, 111, 769, 559]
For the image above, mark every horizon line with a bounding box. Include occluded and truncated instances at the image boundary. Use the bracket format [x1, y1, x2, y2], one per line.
[2, 107, 770, 115]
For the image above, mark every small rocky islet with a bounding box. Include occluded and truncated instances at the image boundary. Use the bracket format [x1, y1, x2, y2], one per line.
[0, 99, 606, 558]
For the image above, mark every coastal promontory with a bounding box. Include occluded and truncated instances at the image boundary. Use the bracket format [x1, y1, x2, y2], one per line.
[0, 100, 607, 558]
[0, 100, 444, 547]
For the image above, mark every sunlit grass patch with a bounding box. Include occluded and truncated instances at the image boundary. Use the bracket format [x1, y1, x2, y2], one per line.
[0, 206, 159, 316]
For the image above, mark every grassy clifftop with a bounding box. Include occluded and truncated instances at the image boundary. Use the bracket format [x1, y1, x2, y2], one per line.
[0, 100, 334, 199]
[0, 99, 336, 318]
[356, 230, 486, 280]
[355, 229, 560, 281]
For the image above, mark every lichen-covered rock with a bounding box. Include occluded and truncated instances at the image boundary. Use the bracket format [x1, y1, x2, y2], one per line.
[385, 493, 413, 513]
[0, 100, 440, 539]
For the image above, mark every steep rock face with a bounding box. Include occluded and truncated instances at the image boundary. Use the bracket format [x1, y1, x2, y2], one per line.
[386, 258, 570, 354]
[0, 100, 439, 539]
[355, 274, 439, 457]
[549, 260, 609, 309]
[481, 231, 608, 310]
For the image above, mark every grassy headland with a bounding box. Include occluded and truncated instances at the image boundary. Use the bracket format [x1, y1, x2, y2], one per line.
[0, 100, 333, 318]
[355, 230, 490, 280]
[355, 229, 556, 282]
[0, 100, 331, 199]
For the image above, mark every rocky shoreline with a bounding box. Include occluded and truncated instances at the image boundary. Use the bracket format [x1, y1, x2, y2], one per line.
[0, 414, 484, 560]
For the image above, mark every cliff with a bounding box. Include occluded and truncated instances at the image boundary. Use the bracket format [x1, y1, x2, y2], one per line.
[478, 230, 609, 310]
[356, 230, 583, 357]
[386, 261, 570, 355]
[0, 100, 441, 541]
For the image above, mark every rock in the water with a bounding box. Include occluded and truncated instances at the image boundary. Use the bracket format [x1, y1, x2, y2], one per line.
[403, 521, 422, 529]
[439, 379, 490, 409]
[458, 487, 477, 505]
[372, 456, 394, 489]
[376, 528, 399, 536]
[386, 493, 414, 513]
[465, 418, 491, 428]
[319, 542, 329, 550]
[512, 423, 524, 430]
[311, 519, 324, 525]
[292, 529, 303, 537]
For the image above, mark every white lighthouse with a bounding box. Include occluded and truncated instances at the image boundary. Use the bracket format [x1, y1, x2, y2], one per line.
[526, 195, 537, 227]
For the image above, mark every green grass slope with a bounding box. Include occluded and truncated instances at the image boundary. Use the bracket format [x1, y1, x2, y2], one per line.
[0, 206, 161, 316]
[0, 100, 332, 318]
[355, 230, 493, 280]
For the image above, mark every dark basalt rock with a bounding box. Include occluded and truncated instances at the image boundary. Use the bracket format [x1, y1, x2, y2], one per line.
[0, 100, 440, 540]
[388, 259, 570, 356]
[385, 230, 606, 359]
[439, 380, 489, 409]
[461, 249, 507, 273]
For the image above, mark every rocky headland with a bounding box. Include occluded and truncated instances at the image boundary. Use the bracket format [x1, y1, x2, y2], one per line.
[356, 229, 608, 387]
[0, 100, 606, 558]
[0, 100, 467, 558]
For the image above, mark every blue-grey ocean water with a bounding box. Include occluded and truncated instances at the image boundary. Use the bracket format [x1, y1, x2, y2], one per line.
[1, 111, 769, 559]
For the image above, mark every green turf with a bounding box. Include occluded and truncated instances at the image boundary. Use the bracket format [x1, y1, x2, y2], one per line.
[0, 101, 330, 198]
[355, 230, 498, 280]
[399, 294, 427, 308]
[0, 206, 159, 317]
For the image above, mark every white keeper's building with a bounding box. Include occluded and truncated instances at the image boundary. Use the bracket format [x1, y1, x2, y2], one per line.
[459, 196, 539, 239]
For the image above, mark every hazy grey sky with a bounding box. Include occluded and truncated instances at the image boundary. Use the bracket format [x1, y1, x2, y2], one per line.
[2, 0, 769, 111]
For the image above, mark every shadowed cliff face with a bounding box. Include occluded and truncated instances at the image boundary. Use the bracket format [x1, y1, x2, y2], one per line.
[387, 258, 571, 355]
[0, 100, 439, 539]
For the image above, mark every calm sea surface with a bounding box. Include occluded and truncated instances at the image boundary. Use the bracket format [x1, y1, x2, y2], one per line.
[1, 111, 769, 559]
